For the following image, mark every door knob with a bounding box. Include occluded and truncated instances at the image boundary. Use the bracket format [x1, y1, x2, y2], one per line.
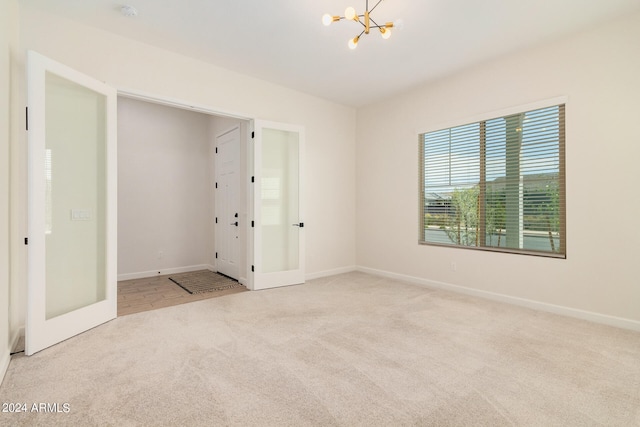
[292, 223, 304, 227]
[230, 221, 238, 226]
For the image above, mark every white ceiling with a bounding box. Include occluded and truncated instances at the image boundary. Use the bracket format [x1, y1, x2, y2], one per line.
[20, 0, 640, 107]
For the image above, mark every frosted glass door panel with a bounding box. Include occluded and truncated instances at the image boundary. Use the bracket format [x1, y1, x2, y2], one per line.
[261, 128, 299, 273]
[45, 72, 107, 319]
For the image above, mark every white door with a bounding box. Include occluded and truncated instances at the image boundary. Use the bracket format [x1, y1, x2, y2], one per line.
[214, 126, 240, 279]
[26, 51, 117, 355]
[250, 120, 305, 290]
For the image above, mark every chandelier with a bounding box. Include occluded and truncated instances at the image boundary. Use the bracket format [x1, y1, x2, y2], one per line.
[322, 0, 401, 49]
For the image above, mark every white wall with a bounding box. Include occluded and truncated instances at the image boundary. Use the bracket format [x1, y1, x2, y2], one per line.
[117, 97, 212, 279]
[10, 5, 357, 333]
[8, 2, 24, 357]
[1, 0, 17, 381]
[356, 12, 640, 327]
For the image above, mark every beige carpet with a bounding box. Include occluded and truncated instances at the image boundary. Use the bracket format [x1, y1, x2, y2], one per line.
[1, 272, 639, 426]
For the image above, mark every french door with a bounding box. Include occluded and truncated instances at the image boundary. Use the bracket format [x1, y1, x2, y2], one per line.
[251, 121, 305, 290]
[26, 51, 117, 355]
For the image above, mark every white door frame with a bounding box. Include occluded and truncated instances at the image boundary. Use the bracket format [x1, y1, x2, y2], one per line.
[117, 90, 305, 291]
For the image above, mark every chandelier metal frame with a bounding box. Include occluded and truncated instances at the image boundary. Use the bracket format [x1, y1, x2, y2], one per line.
[323, 0, 398, 49]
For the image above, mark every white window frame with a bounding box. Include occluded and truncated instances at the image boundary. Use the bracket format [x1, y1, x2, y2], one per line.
[418, 97, 567, 258]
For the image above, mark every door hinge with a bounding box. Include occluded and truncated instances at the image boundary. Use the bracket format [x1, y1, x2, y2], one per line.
[215, 147, 218, 154]
[215, 252, 218, 259]
[251, 220, 254, 228]
[251, 265, 254, 272]
[251, 131, 255, 139]
[215, 217, 218, 224]
[24, 237, 28, 245]
[251, 176, 254, 183]
[215, 182, 218, 189]
[25, 107, 28, 131]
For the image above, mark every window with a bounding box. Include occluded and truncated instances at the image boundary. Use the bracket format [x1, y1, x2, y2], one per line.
[419, 104, 565, 257]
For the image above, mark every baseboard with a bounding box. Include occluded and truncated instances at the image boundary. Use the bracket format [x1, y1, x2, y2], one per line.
[118, 264, 215, 281]
[1, 327, 24, 384]
[306, 265, 357, 281]
[120, 265, 355, 285]
[357, 266, 640, 332]
[10, 327, 24, 352]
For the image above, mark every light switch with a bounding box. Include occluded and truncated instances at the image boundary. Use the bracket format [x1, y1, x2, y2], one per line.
[70, 209, 91, 221]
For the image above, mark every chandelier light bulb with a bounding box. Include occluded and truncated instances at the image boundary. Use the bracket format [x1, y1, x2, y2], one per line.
[323, 1, 400, 50]
[345, 6, 357, 20]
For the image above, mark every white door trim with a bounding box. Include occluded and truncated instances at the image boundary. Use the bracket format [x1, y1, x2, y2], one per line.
[118, 88, 252, 121]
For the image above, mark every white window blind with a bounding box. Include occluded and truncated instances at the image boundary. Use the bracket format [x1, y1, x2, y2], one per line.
[420, 104, 565, 257]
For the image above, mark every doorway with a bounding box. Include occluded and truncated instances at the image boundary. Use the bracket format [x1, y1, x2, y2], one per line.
[116, 96, 249, 315]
